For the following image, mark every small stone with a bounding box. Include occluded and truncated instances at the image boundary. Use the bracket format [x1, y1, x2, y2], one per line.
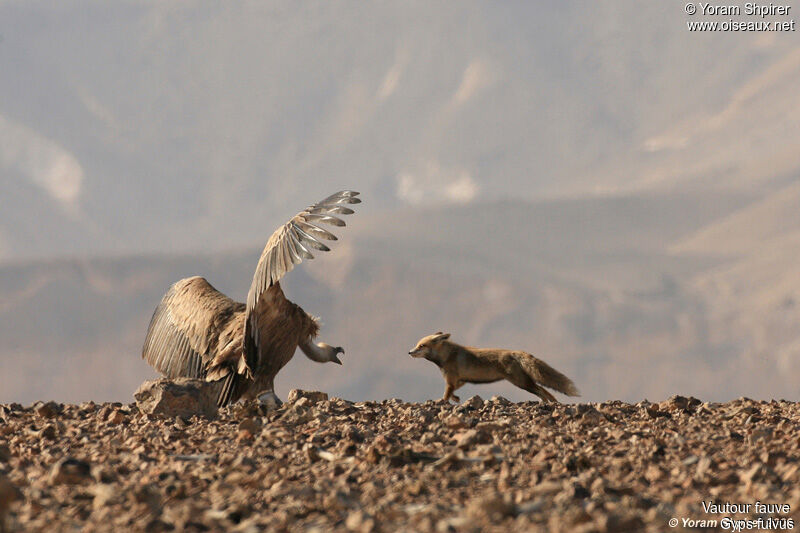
[645, 465, 664, 482]
[107, 410, 126, 425]
[133, 484, 161, 509]
[365, 446, 381, 464]
[695, 456, 712, 478]
[372, 432, 397, 451]
[97, 405, 114, 421]
[516, 500, 545, 515]
[0, 445, 11, 463]
[464, 395, 484, 408]
[0, 474, 22, 513]
[238, 417, 261, 435]
[343, 425, 364, 443]
[665, 395, 689, 410]
[599, 512, 645, 533]
[741, 463, 764, 484]
[749, 427, 773, 443]
[345, 510, 374, 532]
[454, 429, 489, 449]
[341, 443, 358, 457]
[430, 449, 465, 470]
[407, 480, 424, 496]
[34, 401, 60, 419]
[90, 483, 117, 510]
[38, 424, 57, 440]
[437, 517, 469, 532]
[475, 420, 508, 432]
[323, 490, 349, 511]
[728, 429, 744, 441]
[237, 429, 254, 442]
[232, 399, 263, 418]
[92, 466, 117, 484]
[465, 492, 516, 519]
[293, 397, 310, 408]
[286, 389, 329, 405]
[443, 415, 466, 429]
[566, 482, 590, 499]
[50, 457, 92, 485]
[304, 444, 321, 462]
[645, 404, 670, 419]
[143, 518, 172, 532]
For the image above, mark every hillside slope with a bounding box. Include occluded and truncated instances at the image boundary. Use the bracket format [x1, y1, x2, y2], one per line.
[5, 191, 799, 405]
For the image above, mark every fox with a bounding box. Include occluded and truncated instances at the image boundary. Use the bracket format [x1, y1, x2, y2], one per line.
[408, 332, 580, 403]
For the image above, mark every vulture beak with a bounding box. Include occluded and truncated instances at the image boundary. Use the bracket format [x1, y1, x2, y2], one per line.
[332, 347, 344, 365]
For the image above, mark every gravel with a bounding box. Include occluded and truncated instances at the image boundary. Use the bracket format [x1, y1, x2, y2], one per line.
[1, 393, 799, 532]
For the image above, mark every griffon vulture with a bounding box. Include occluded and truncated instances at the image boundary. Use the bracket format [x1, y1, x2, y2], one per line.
[141, 190, 360, 406]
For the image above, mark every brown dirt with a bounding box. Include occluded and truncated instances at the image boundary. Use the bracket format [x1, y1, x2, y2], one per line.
[1, 393, 799, 532]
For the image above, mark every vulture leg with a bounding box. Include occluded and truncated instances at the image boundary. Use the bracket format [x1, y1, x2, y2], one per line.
[257, 391, 283, 409]
[243, 373, 281, 407]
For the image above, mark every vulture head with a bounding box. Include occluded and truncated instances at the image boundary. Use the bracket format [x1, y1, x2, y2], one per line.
[300, 340, 344, 365]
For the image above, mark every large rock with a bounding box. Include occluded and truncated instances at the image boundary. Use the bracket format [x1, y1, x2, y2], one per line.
[134, 378, 218, 419]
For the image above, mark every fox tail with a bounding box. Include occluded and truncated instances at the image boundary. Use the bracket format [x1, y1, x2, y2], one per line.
[517, 353, 580, 397]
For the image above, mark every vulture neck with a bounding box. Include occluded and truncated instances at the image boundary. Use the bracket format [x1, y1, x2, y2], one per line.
[299, 338, 335, 362]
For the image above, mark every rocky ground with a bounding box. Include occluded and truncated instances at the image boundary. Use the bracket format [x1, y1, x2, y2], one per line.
[1, 392, 799, 532]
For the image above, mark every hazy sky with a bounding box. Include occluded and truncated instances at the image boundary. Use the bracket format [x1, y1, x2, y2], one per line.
[2, 2, 796, 262]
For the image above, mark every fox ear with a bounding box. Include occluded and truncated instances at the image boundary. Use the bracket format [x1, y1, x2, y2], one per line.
[432, 332, 450, 342]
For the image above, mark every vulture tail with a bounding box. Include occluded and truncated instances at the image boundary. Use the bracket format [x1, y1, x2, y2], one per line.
[217, 372, 240, 407]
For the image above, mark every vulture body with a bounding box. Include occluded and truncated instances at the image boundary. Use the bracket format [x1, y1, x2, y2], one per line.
[141, 190, 360, 406]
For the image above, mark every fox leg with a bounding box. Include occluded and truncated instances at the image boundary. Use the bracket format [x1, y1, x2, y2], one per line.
[506, 371, 557, 403]
[443, 378, 463, 403]
[442, 384, 452, 402]
[526, 382, 557, 403]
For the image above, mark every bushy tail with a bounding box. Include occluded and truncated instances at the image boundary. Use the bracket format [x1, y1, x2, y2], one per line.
[516, 353, 580, 397]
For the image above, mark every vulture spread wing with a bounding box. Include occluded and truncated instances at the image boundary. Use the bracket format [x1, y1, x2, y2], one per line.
[142, 277, 245, 382]
[242, 190, 360, 373]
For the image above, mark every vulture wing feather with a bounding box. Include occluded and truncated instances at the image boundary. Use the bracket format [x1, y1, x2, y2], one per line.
[243, 191, 360, 365]
[245, 190, 359, 312]
[142, 277, 244, 381]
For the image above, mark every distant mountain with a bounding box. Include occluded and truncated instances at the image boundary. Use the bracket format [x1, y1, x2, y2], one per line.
[671, 180, 800, 256]
[3, 191, 798, 405]
[669, 180, 800, 383]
